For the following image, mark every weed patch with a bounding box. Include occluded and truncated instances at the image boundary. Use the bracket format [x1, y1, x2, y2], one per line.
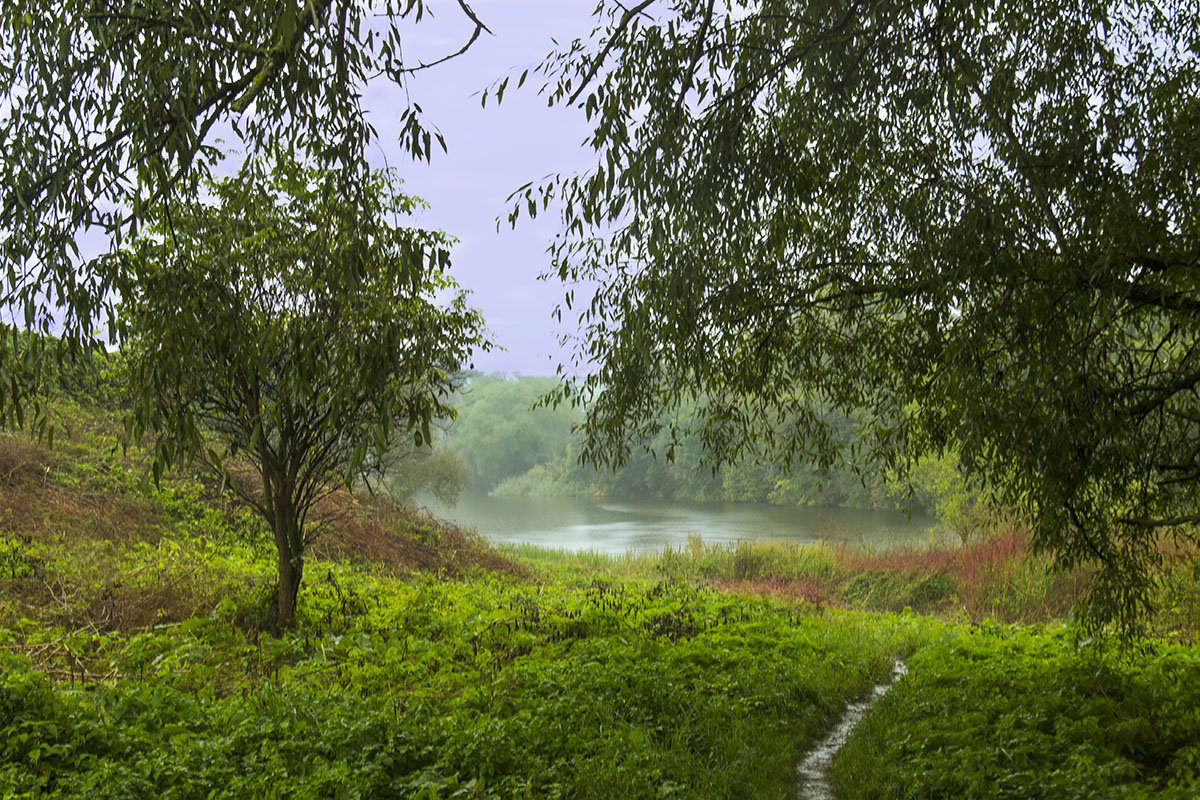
[0, 579, 922, 799]
[833, 624, 1200, 799]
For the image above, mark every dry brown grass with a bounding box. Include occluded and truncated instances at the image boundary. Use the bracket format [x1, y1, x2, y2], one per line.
[307, 488, 528, 578]
[194, 456, 526, 577]
[0, 487, 50, 536]
[82, 579, 216, 631]
[0, 423, 525, 639]
[0, 536, 231, 634]
[0, 431, 166, 544]
[0, 427, 520, 575]
[0, 434, 54, 483]
[714, 576, 833, 607]
[705, 526, 1096, 624]
[1, 483, 166, 544]
[834, 526, 1028, 577]
[0, 436, 56, 537]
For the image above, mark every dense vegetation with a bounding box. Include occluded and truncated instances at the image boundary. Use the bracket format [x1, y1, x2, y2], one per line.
[0, 404, 919, 798]
[448, 374, 987, 540]
[3, 3, 1200, 797]
[512, 531, 1200, 642]
[526, 0, 1200, 633]
[114, 154, 486, 629]
[6, 0, 1198, 634]
[835, 626, 1200, 799]
[0, 583, 915, 799]
[2, 401, 1199, 798]
[448, 375, 576, 494]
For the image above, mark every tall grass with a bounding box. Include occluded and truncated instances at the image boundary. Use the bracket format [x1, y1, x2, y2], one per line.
[833, 624, 1200, 799]
[505, 528, 1127, 628]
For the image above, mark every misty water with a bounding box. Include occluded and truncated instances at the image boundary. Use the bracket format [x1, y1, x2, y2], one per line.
[421, 494, 940, 555]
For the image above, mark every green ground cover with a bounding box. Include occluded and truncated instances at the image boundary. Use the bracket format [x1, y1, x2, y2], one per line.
[3, 403, 1200, 799]
[1, 564, 919, 799]
[833, 624, 1200, 799]
[503, 534, 1089, 627]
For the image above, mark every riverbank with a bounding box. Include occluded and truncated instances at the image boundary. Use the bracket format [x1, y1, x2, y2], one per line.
[0, 403, 910, 797]
[2, 403, 1199, 798]
[506, 532, 1200, 642]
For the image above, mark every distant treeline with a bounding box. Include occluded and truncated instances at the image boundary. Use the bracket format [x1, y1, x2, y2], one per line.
[18, 344, 993, 538]
[446, 374, 994, 539]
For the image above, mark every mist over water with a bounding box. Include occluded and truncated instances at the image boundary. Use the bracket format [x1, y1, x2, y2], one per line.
[421, 494, 940, 555]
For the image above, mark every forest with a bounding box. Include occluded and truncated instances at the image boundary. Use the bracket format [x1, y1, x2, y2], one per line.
[439, 372, 988, 540]
[2, 0, 1199, 798]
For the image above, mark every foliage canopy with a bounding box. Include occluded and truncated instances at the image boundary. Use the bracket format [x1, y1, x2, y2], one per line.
[0, 0, 488, 425]
[449, 374, 577, 491]
[114, 155, 488, 628]
[526, 0, 1200, 631]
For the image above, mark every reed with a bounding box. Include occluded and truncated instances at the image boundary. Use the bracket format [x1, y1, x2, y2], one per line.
[507, 525, 1195, 635]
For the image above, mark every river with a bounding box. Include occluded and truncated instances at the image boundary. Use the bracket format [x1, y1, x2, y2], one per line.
[420, 494, 940, 555]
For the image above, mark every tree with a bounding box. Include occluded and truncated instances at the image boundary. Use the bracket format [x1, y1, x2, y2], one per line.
[522, 0, 1200, 632]
[384, 436, 471, 506]
[113, 154, 488, 629]
[449, 375, 577, 491]
[0, 1, 489, 427]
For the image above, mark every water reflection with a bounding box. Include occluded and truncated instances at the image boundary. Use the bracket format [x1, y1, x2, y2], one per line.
[420, 494, 939, 555]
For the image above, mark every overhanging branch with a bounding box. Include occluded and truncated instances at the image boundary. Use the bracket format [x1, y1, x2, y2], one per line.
[231, 0, 338, 113]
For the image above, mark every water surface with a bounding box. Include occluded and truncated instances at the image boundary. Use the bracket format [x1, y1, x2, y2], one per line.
[421, 494, 939, 555]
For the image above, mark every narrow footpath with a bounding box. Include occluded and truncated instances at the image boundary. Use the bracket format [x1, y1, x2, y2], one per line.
[796, 660, 908, 799]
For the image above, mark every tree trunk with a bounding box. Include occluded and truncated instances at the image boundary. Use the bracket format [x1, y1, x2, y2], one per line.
[270, 480, 305, 631]
[274, 531, 304, 631]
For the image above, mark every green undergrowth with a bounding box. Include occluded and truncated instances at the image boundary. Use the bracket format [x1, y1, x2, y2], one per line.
[0, 398, 520, 634]
[1, 570, 922, 799]
[507, 534, 1199, 640]
[2, 397, 925, 797]
[5, 399, 1200, 799]
[504, 534, 1084, 624]
[833, 624, 1200, 799]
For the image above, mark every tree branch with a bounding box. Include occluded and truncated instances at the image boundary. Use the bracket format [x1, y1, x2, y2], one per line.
[231, 0, 338, 113]
[400, 0, 492, 74]
[674, 0, 715, 117]
[568, 0, 658, 105]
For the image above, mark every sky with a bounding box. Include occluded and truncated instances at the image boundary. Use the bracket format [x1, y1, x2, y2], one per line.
[363, 1, 601, 377]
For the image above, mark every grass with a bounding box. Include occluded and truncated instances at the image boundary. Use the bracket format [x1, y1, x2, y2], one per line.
[832, 623, 1200, 799]
[0, 400, 524, 638]
[0, 401, 921, 798]
[503, 531, 1089, 624]
[504, 530, 1200, 643]
[3, 399, 1200, 799]
[0, 582, 922, 799]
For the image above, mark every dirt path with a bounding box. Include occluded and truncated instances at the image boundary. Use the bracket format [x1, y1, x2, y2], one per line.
[796, 660, 907, 799]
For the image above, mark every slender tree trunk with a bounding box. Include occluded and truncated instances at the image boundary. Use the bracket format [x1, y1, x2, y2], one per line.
[270, 474, 305, 631]
[274, 528, 304, 631]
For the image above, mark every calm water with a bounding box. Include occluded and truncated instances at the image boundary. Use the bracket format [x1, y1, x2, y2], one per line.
[421, 494, 940, 555]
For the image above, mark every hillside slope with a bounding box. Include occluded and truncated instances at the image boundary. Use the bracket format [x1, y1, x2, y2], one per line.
[0, 400, 521, 637]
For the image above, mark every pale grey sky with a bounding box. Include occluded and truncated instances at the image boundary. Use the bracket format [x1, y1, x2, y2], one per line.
[367, 2, 600, 376]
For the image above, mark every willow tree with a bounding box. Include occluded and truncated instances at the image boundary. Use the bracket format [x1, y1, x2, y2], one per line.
[523, 0, 1200, 632]
[114, 155, 488, 629]
[0, 1, 489, 428]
